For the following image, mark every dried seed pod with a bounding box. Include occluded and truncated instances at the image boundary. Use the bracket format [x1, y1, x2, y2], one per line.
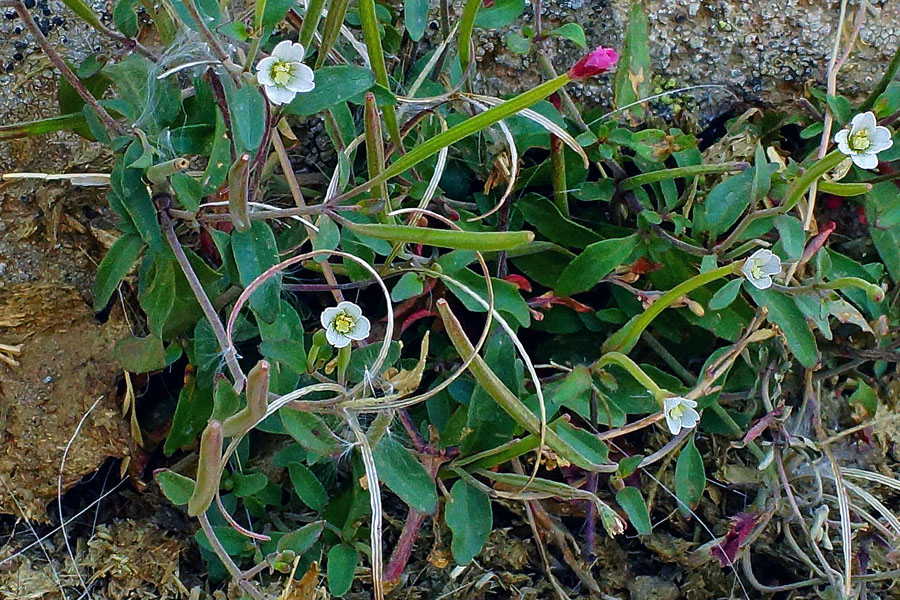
[187, 420, 223, 517]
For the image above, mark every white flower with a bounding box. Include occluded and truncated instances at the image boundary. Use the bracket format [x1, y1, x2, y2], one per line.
[664, 396, 700, 435]
[741, 248, 782, 290]
[320, 301, 371, 348]
[255, 40, 315, 105]
[834, 111, 893, 170]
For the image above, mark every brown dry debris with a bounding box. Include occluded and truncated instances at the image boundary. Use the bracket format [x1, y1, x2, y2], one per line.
[0, 184, 132, 521]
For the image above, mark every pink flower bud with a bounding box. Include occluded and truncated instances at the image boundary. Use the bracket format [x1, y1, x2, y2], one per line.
[567, 46, 619, 80]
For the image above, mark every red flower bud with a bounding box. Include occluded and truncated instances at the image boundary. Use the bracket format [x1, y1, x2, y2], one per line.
[567, 46, 619, 80]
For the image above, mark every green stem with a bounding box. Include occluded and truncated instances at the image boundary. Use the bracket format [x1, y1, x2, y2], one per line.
[602, 264, 739, 354]
[457, 0, 481, 79]
[619, 162, 749, 191]
[437, 299, 609, 472]
[782, 150, 846, 212]
[550, 135, 569, 216]
[363, 93, 392, 221]
[298, 0, 327, 48]
[776, 277, 885, 302]
[591, 352, 666, 402]
[315, 0, 350, 68]
[332, 73, 572, 204]
[817, 180, 871, 197]
[357, 0, 402, 147]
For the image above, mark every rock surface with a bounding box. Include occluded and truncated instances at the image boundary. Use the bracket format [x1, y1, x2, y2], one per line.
[471, 0, 899, 120]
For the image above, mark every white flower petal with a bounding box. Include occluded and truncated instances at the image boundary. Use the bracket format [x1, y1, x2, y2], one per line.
[326, 326, 351, 348]
[663, 396, 681, 413]
[284, 64, 315, 93]
[750, 274, 772, 290]
[277, 41, 306, 62]
[852, 151, 879, 170]
[872, 127, 894, 153]
[271, 40, 296, 60]
[337, 301, 362, 319]
[665, 413, 681, 435]
[348, 315, 371, 341]
[853, 111, 877, 133]
[321, 306, 341, 329]
[681, 398, 697, 409]
[263, 84, 296, 105]
[680, 407, 701, 430]
[255, 56, 277, 86]
[762, 252, 782, 276]
[834, 129, 851, 155]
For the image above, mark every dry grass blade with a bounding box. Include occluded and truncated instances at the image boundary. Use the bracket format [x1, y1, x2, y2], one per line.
[346, 412, 385, 600]
[462, 97, 519, 222]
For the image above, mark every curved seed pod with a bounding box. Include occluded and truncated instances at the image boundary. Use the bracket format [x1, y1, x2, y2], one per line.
[227, 153, 251, 231]
[221, 360, 270, 437]
[187, 420, 223, 517]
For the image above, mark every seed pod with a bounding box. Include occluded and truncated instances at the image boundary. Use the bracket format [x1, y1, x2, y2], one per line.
[146, 157, 190, 185]
[187, 420, 223, 517]
[221, 360, 270, 437]
[227, 153, 251, 232]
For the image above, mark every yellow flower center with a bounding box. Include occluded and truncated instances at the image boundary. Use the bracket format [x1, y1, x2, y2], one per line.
[332, 312, 355, 334]
[749, 261, 766, 280]
[270, 61, 293, 86]
[668, 404, 685, 420]
[849, 129, 871, 152]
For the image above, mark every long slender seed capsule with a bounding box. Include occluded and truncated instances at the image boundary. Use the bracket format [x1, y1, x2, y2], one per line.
[227, 153, 252, 232]
[221, 360, 270, 437]
[147, 157, 190, 185]
[188, 420, 223, 517]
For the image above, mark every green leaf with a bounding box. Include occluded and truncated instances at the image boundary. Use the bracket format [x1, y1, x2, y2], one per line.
[391, 272, 424, 302]
[93, 233, 143, 311]
[203, 109, 231, 194]
[327, 543, 359, 596]
[113, 0, 139, 37]
[281, 409, 339, 456]
[260, 0, 294, 30]
[232, 221, 282, 323]
[116, 334, 166, 373]
[445, 480, 492, 564]
[164, 375, 213, 455]
[552, 421, 609, 464]
[225, 83, 266, 154]
[848, 379, 878, 418]
[155, 470, 196, 505]
[286, 65, 376, 117]
[674, 435, 705, 517]
[276, 521, 325, 554]
[550, 23, 586, 48]
[112, 145, 163, 250]
[473, 0, 524, 28]
[441, 267, 531, 327]
[171, 0, 221, 32]
[212, 377, 241, 422]
[613, 3, 650, 116]
[866, 182, 900, 282]
[554, 235, 638, 296]
[232, 472, 268, 497]
[104, 55, 181, 132]
[288, 463, 328, 511]
[615, 487, 651, 535]
[516, 195, 601, 249]
[506, 32, 532, 54]
[404, 0, 428, 41]
[171, 173, 203, 211]
[745, 285, 819, 368]
[312, 215, 341, 262]
[774, 215, 805, 260]
[345, 222, 533, 251]
[703, 170, 753, 236]
[708, 278, 743, 311]
[372, 437, 438, 514]
[140, 258, 176, 339]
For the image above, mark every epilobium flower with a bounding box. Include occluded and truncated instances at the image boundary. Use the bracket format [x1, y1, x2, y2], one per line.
[255, 41, 315, 105]
[320, 301, 370, 348]
[664, 396, 700, 435]
[834, 111, 893, 170]
[741, 248, 782, 290]
[567, 45, 619, 80]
